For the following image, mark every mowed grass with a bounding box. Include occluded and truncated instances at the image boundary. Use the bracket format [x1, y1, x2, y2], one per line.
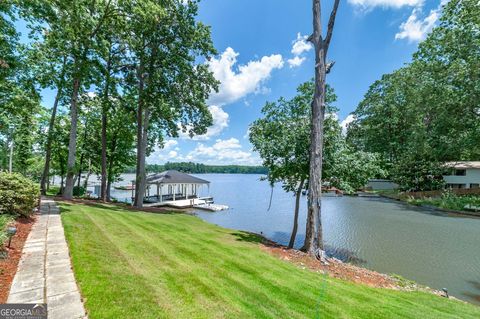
[60, 203, 480, 319]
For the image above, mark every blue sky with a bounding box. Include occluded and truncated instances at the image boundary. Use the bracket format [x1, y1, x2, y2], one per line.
[23, 0, 445, 165]
[149, 0, 445, 165]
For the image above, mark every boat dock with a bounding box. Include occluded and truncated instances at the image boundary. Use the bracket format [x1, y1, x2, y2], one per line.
[144, 196, 228, 211]
[137, 170, 228, 212]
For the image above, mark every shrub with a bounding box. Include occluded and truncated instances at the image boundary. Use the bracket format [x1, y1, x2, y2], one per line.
[0, 172, 39, 217]
[0, 214, 14, 247]
[73, 186, 86, 197]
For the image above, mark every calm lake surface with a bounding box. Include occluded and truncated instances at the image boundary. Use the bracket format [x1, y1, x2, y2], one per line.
[93, 173, 480, 304]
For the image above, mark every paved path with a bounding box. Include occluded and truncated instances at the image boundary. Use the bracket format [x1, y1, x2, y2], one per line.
[8, 198, 87, 319]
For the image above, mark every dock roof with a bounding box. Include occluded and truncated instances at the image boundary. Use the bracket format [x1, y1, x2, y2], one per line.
[146, 170, 210, 185]
[445, 161, 480, 169]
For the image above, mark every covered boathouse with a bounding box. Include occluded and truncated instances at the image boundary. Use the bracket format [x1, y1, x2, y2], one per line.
[133, 170, 211, 208]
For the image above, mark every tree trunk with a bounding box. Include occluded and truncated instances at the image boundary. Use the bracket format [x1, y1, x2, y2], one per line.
[63, 76, 81, 200]
[289, 179, 305, 249]
[106, 133, 118, 202]
[100, 50, 113, 202]
[40, 89, 60, 195]
[106, 152, 114, 201]
[59, 156, 66, 195]
[134, 63, 146, 207]
[100, 111, 108, 201]
[134, 107, 149, 207]
[40, 57, 67, 195]
[303, 0, 340, 259]
[8, 139, 13, 173]
[83, 159, 91, 190]
[76, 118, 88, 189]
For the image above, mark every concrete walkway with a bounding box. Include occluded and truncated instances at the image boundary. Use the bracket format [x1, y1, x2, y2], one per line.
[8, 198, 87, 319]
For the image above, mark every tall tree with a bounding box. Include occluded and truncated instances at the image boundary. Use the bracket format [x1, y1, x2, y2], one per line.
[304, 0, 340, 258]
[251, 80, 383, 248]
[349, 0, 480, 190]
[62, 0, 116, 200]
[37, 51, 68, 194]
[250, 95, 310, 249]
[125, 0, 218, 207]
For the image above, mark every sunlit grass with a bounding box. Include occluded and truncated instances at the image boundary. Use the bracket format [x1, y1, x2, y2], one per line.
[61, 202, 480, 319]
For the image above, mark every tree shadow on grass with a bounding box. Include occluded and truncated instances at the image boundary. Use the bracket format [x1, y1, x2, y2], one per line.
[56, 199, 182, 215]
[230, 231, 285, 248]
[230, 231, 265, 244]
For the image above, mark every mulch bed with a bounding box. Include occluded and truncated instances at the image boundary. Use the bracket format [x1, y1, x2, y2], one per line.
[0, 216, 36, 303]
[261, 243, 446, 297]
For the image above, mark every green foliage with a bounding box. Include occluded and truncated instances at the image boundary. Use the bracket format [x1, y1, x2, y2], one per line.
[125, 162, 267, 174]
[0, 214, 14, 247]
[162, 162, 267, 174]
[0, 172, 39, 216]
[46, 185, 60, 196]
[349, 0, 480, 190]
[73, 185, 86, 197]
[250, 80, 334, 193]
[250, 80, 384, 194]
[409, 191, 480, 212]
[326, 146, 386, 194]
[391, 155, 444, 192]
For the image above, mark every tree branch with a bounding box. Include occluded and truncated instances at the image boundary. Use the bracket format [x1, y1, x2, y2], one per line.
[323, 0, 340, 55]
[312, 0, 322, 46]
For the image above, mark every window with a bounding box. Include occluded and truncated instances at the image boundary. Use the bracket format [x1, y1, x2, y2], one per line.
[446, 183, 466, 189]
[454, 169, 466, 176]
[470, 184, 479, 189]
[443, 169, 454, 176]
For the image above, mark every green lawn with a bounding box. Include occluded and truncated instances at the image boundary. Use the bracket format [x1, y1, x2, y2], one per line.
[60, 202, 480, 319]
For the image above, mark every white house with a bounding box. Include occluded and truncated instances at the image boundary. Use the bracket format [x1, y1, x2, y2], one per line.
[443, 161, 480, 189]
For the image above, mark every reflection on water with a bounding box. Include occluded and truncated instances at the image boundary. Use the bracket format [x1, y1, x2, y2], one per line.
[87, 173, 480, 305]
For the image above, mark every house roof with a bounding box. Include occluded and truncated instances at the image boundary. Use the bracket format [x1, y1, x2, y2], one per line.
[146, 170, 210, 185]
[445, 161, 480, 169]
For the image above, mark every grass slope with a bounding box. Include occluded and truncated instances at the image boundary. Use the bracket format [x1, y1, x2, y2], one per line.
[60, 202, 480, 319]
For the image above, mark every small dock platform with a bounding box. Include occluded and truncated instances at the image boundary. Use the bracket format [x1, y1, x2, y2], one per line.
[144, 196, 229, 211]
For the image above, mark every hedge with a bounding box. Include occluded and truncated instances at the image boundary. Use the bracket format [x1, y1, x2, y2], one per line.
[0, 172, 39, 217]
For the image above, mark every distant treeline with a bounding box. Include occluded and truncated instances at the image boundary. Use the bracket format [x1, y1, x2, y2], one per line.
[124, 162, 268, 174]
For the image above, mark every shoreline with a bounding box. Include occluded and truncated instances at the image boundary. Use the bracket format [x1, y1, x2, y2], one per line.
[245, 232, 458, 302]
[377, 193, 480, 218]
[50, 196, 474, 305]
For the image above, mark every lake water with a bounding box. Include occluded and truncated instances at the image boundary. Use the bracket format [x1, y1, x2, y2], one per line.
[82, 173, 480, 304]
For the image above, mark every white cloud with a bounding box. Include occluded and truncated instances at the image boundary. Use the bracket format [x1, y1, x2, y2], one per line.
[181, 105, 229, 140]
[243, 127, 251, 139]
[349, 0, 444, 42]
[288, 33, 312, 68]
[287, 56, 306, 68]
[163, 140, 178, 149]
[395, 5, 440, 42]
[291, 33, 313, 56]
[208, 47, 284, 106]
[147, 140, 182, 164]
[348, 0, 423, 9]
[186, 138, 261, 165]
[340, 114, 356, 135]
[181, 47, 283, 140]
